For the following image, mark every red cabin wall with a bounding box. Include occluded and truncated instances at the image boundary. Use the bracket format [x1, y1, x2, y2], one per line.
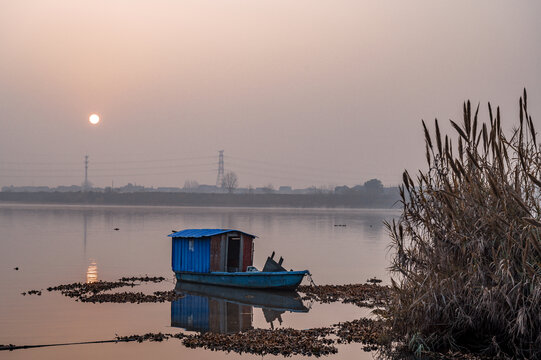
[242, 236, 253, 272]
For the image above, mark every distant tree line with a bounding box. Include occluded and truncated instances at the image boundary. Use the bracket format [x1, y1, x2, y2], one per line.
[0, 189, 399, 209]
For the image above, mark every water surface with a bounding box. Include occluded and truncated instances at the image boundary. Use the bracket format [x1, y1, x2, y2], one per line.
[0, 204, 399, 359]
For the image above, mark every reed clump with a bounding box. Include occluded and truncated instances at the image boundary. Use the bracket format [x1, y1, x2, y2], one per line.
[387, 90, 541, 358]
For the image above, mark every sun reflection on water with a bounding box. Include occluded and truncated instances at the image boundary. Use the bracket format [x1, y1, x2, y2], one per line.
[86, 260, 98, 283]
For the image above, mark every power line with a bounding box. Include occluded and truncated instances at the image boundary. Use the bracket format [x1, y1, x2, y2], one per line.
[92, 163, 216, 172]
[227, 165, 358, 184]
[226, 156, 401, 182]
[0, 162, 216, 173]
[0, 169, 216, 179]
[0, 155, 215, 166]
[93, 155, 215, 164]
[0, 160, 82, 165]
[0, 152, 401, 186]
[226, 161, 361, 183]
[226, 155, 362, 174]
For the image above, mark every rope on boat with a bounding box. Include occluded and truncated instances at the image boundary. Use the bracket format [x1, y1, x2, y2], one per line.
[306, 271, 317, 287]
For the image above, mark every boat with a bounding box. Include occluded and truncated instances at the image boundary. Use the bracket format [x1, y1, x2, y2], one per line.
[176, 270, 308, 290]
[168, 229, 309, 290]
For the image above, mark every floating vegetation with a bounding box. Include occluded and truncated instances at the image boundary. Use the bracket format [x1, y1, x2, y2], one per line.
[386, 90, 541, 358]
[182, 328, 337, 357]
[115, 332, 181, 343]
[80, 290, 184, 304]
[29, 277, 390, 307]
[366, 277, 382, 284]
[46, 280, 138, 297]
[21, 290, 41, 296]
[14, 274, 495, 358]
[298, 283, 390, 308]
[23, 276, 173, 303]
[118, 276, 165, 283]
[335, 318, 385, 348]
[114, 320, 388, 357]
[20, 277, 391, 355]
[5, 319, 490, 359]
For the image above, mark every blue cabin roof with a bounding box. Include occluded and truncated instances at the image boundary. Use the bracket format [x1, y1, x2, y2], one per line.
[168, 229, 256, 239]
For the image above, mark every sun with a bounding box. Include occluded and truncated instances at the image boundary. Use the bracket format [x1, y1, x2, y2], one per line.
[89, 114, 100, 125]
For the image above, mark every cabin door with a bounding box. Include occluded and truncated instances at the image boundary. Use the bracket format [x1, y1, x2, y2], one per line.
[226, 236, 241, 272]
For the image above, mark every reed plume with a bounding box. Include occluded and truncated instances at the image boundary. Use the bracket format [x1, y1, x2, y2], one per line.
[386, 90, 541, 358]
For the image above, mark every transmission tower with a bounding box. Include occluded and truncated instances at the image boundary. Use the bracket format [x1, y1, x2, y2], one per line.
[216, 150, 224, 187]
[83, 155, 89, 191]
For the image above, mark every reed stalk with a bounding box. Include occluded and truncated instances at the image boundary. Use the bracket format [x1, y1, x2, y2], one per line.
[386, 90, 541, 358]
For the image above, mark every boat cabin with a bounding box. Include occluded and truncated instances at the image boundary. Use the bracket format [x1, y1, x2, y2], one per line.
[168, 229, 256, 273]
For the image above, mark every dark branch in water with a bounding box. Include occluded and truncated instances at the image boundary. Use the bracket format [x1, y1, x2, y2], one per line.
[1, 339, 130, 351]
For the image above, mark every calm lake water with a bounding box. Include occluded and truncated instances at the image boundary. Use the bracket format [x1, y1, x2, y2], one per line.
[0, 204, 399, 359]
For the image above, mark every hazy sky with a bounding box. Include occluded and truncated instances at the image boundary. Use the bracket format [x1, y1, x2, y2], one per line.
[1, 0, 540, 189]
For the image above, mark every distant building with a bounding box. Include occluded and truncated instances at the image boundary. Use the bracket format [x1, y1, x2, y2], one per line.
[197, 185, 222, 193]
[1, 185, 51, 192]
[117, 183, 146, 193]
[56, 185, 82, 192]
[278, 186, 292, 193]
[156, 187, 182, 192]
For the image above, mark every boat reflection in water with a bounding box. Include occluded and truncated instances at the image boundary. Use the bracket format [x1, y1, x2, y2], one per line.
[171, 282, 309, 333]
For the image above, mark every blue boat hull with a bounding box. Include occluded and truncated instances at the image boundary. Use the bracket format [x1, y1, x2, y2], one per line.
[175, 270, 308, 290]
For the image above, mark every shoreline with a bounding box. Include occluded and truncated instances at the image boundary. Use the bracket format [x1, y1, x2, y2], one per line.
[0, 191, 399, 209]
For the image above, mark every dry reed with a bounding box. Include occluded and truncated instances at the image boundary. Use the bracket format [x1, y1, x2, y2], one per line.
[386, 90, 541, 358]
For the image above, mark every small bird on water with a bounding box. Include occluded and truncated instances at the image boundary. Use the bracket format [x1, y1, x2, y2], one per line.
[114, 228, 119, 231]
[14, 267, 19, 270]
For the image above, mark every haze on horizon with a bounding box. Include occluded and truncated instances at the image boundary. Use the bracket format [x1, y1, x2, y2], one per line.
[1, 0, 540, 189]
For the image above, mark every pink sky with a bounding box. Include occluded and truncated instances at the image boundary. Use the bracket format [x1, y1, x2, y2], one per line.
[1, 0, 540, 188]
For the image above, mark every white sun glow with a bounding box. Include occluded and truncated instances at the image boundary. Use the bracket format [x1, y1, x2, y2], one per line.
[89, 114, 100, 125]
